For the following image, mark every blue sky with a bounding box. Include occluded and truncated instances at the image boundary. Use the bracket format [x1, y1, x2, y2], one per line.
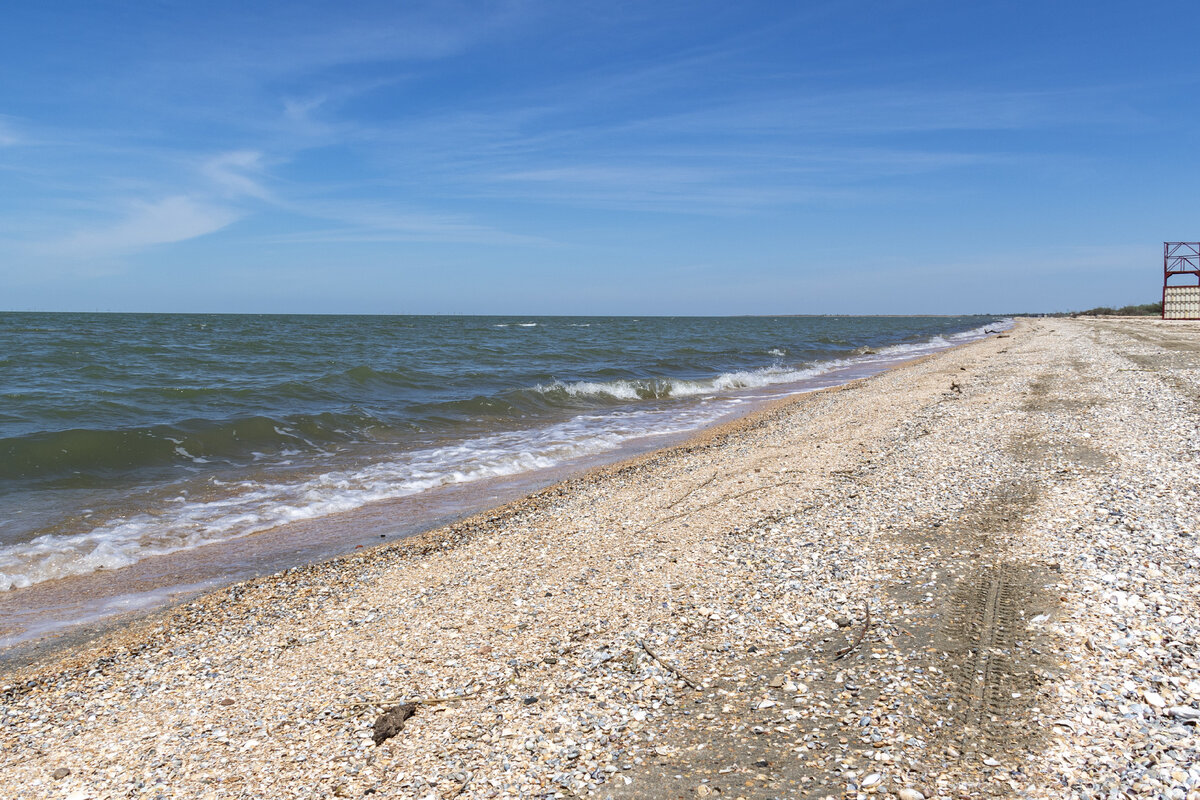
[1, 1, 1196, 314]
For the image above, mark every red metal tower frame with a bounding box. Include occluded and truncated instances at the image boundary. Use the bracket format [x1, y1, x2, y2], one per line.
[1162, 242, 1200, 320]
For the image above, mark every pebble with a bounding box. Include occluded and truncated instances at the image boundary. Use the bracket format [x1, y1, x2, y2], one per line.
[1166, 706, 1200, 722]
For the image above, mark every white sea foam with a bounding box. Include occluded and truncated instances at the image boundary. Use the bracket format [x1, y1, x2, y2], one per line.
[173, 445, 210, 464]
[531, 321, 1012, 405]
[539, 365, 833, 401]
[553, 380, 643, 400]
[0, 401, 726, 591]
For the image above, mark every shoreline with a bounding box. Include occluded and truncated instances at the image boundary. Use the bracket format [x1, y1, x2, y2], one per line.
[0, 337, 946, 677]
[0, 322, 1005, 660]
[3, 317, 1198, 799]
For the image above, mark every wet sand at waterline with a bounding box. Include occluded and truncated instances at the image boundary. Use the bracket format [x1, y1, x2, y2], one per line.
[2, 318, 1198, 799]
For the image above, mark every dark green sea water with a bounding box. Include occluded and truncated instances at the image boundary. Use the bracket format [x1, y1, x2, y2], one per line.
[0, 313, 1006, 595]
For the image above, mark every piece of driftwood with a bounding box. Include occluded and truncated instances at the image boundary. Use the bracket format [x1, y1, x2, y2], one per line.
[348, 686, 483, 710]
[833, 605, 871, 660]
[637, 639, 700, 690]
[443, 771, 474, 798]
[372, 703, 416, 745]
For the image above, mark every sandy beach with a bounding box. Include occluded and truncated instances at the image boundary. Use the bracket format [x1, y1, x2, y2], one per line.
[1, 317, 1198, 799]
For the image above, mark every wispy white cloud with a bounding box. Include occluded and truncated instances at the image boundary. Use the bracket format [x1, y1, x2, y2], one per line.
[447, 141, 1013, 214]
[211, 12, 492, 77]
[474, 169, 854, 215]
[265, 201, 549, 246]
[619, 88, 1087, 139]
[7, 4, 1103, 245]
[283, 96, 328, 124]
[110, 2, 530, 110]
[329, 61, 1105, 217]
[0, 117, 20, 147]
[274, 75, 412, 145]
[43, 196, 240, 257]
[493, 166, 718, 186]
[201, 150, 272, 200]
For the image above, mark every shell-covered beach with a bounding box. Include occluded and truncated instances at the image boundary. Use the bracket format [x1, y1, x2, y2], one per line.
[2, 317, 1198, 799]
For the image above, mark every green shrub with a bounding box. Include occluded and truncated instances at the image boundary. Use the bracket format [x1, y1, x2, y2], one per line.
[1073, 302, 1162, 316]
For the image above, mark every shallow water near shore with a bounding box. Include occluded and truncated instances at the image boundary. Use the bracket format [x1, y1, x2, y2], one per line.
[0, 313, 1007, 648]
